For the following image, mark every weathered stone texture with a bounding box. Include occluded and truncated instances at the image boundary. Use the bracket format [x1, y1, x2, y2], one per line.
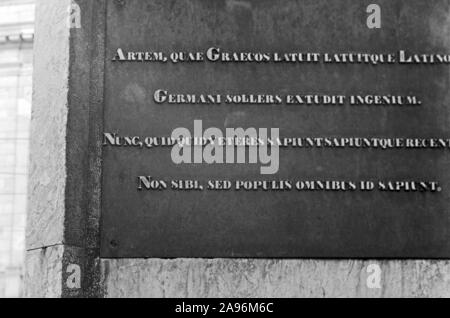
[26, 0, 71, 250]
[101, 259, 450, 298]
[24, 245, 64, 298]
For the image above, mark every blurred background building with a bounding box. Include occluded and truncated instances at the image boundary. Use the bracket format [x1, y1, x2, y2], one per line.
[0, 0, 34, 298]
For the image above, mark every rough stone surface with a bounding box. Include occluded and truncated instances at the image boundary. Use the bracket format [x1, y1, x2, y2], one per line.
[25, 0, 71, 297]
[101, 259, 450, 298]
[25, 0, 103, 297]
[26, 0, 71, 250]
[24, 245, 64, 298]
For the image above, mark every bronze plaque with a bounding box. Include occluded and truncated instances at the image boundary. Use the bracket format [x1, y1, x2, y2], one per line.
[101, 0, 450, 258]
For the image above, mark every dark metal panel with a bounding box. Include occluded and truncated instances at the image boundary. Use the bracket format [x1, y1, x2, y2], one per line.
[100, 0, 450, 258]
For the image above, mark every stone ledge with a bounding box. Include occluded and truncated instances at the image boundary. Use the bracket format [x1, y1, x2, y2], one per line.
[101, 259, 450, 298]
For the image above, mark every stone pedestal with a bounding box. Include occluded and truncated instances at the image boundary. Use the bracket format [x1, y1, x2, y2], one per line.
[25, 0, 450, 298]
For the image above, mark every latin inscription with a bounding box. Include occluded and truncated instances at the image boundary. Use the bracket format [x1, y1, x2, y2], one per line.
[100, 0, 450, 258]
